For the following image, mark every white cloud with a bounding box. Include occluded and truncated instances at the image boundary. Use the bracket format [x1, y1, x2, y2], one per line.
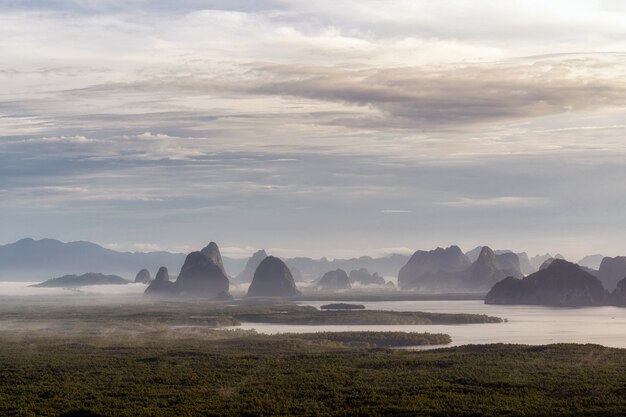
[1, 2, 626, 259]
[441, 196, 548, 208]
[104, 243, 164, 253]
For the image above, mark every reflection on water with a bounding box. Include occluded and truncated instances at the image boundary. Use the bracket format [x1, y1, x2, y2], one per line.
[238, 300, 626, 348]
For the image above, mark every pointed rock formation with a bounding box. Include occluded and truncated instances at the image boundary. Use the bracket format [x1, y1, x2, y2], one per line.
[464, 247, 521, 291]
[598, 256, 626, 291]
[515, 252, 536, 276]
[495, 253, 523, 278]
[467, 247, 534, 275]
[316, 269, 351, 291]
[530, 254, 553, 271]
[399, 245, 523, 292]
[200, 242, 227, 276]
[578, 254, 605, 271]
[539, 258, 556, 270]
[145, 267, 177, 295]
[485, 259, 607, 307]
[465, 247, 499, 288]
[349, 268, 386, 286]
[611, 277, 626, 307]
[134, 269, 152, 284]
[247, 256, 300, 297]
[398, 246, 471, 290]
[235, 249, 268, 283]
[175, 250, 230, 297]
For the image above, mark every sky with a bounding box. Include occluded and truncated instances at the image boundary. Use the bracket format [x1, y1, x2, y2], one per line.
[1, 0, 625, 260]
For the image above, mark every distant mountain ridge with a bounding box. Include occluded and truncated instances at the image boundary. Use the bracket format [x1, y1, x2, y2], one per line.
[32, 273, 130, 288]
[398, 246, 524, 292]
[0, 238, 187, 281]
[283, 254, 410, 282]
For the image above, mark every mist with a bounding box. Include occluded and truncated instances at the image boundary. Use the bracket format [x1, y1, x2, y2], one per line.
[0, 281, 148, 297]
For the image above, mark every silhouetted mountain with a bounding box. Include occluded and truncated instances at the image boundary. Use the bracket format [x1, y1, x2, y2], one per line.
[611, 278, 626, 307]
[510, 252, 533, 275]
[284, 254, 409, 282]
[398, 246, 470, 290]
[32, 273, 130, 288]
[465, 246, 483, 263]
[200, 242, 226, 276]
[134, 269, 152, 284]
[175, 249, 230, 297]
[316, 269, 351, 291]
[234, 249, 268, 284]
[399, 246, 523, 292]
[0, 238, 186, 281]
[466, 247, 534, 275]
[530, 254, 554, 271]
[539, 258, 556, 270]
[349, 268, 386, 286]
[145, 267, 177, 295]
[578, 254, 605, 271]
[247, 256, 300, 297]
[538, 256, 598, 277]
[464, 247, 521, 290]
[598, 256, 626, 291]
[485, 259, 607, 307]
[495, 253, 523, 277]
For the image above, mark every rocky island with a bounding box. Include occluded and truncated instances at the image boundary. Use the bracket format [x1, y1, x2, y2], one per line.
[143, 242, 231, 298]
[144, 267, 176, 295]
[247, 256, 301, 297]
[32, 273, 130, 288]
[399, 246, 522, 292]
[349, 268, 386, 286]
[485, 259, 607, 307]
[134, 269, 152, 284]
[316, 269, 352, 291]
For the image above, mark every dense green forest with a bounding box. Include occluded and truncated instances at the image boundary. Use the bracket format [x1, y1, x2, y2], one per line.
[0, 331, 624, 416]
[0, 300, 501, 327]
[0, 300, 622, 416]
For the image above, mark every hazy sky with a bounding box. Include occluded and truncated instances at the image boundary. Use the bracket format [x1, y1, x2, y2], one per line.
[1, 1, 625, 259]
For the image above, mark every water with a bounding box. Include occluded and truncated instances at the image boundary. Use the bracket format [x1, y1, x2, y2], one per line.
[1, 282, 623, 349]
[238, 300, 626, 348]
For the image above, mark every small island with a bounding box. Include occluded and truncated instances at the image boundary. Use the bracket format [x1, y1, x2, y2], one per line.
[31, 273, 131, 288]
[234, 309, 502, 325]
[320, 303, 366, 310]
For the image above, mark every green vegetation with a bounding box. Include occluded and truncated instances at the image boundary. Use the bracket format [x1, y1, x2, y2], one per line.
[0, 300, 623, 416]
[236, 309, 503, 325]
[320, 303, 366, 310]
[293, 331, 451, 347]
[0, 301, 501, 328]
[0, 331, 623, 416]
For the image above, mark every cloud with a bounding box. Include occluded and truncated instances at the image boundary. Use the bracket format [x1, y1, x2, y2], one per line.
[1, 2, 626, 260]
[441, 196, 549, 208]
[104, 242, 164, 252]
[237, 57, 626, 128]
[60, 55, 626, 130]
[0, 281, 148, 297]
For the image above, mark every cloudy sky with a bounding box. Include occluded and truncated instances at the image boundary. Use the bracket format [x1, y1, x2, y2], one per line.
[1, 0, 625, 259]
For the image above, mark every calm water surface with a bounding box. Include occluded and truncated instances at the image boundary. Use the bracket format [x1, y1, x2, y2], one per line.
[238, 300, 626, 348]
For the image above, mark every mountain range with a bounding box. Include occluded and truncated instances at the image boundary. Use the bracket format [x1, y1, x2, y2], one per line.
[2, 238, 624, 293]
[0, 238, 187, 281]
